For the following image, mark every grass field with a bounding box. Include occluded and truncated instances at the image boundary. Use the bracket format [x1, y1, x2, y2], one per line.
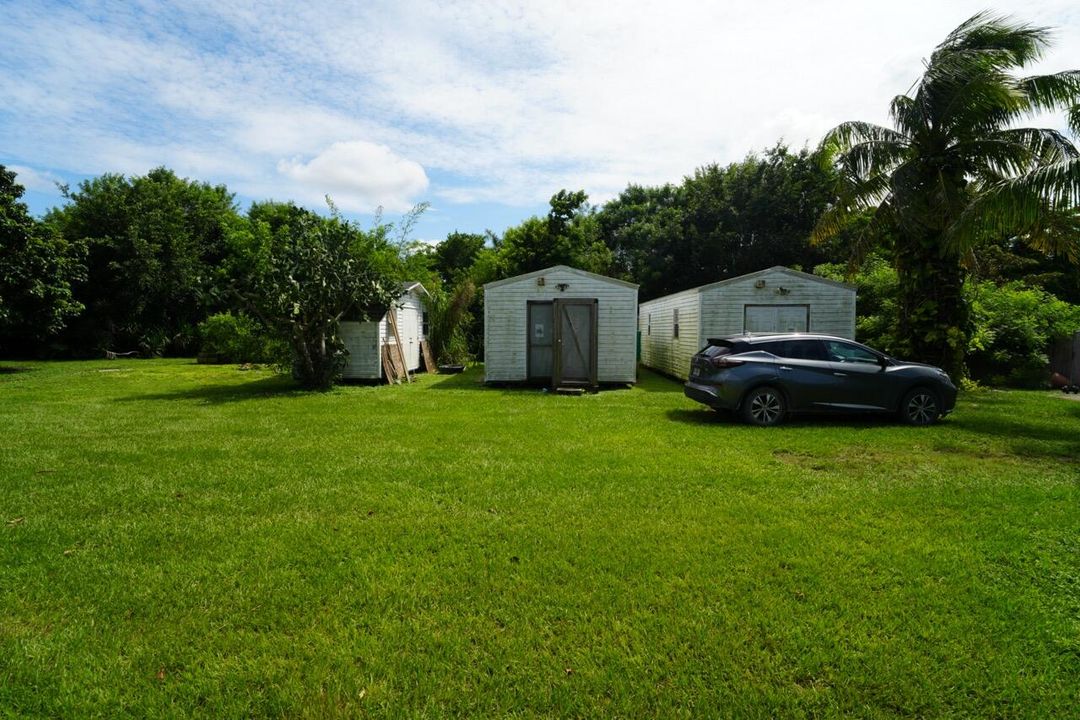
[1, 360, 1078, 718]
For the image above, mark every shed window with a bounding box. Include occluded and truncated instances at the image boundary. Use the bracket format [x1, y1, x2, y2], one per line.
[673, 309, 680, 339]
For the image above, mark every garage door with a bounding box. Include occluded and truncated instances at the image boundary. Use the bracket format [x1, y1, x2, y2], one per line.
[744, 304, 809, 333]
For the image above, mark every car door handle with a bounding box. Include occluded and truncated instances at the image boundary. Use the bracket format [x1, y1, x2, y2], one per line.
[779, 366, 793, 372]
[833, 372, 847, 377]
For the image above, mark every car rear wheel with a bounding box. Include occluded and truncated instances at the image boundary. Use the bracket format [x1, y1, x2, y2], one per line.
[741, 386, 786, 426]
[900, 387, 941, 425]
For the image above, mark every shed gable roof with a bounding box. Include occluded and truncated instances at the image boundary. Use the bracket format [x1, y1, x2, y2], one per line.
[483, 265, 639, 291]
[695, 266, 855, 293]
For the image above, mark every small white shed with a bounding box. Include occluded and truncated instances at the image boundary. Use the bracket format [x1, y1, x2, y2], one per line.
[483, 265, 638, 387]
[340, 282, 429, 381]
[639, 266, 856, 379]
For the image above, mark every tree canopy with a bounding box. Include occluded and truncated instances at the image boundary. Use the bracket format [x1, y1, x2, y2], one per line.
[0, 166, 85, 352]
[813, 11, 1080, 377]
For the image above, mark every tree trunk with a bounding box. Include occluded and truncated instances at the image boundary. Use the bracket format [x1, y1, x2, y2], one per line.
[894, 232, 968, 380]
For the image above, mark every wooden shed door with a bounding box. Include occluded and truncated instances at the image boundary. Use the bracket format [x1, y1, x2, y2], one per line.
[554, 299, 598, 387]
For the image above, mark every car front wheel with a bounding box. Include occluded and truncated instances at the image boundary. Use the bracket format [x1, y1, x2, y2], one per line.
[742, 386, 786, 426]
[900, 387, 941, 426]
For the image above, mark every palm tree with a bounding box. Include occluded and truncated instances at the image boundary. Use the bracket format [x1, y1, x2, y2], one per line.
[813, 12, 1080, 378]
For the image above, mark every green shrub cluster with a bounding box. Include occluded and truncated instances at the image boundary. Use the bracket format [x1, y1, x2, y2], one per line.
[967, 281, 1080, 387]
[817, 257, 1080, 387]
[197, 312, 286, 365]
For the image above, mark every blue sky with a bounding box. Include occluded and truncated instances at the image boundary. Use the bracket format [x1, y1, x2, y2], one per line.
[2, 0, 1078, 243]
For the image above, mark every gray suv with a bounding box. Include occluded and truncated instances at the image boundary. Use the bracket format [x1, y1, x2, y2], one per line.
[683, 334, 957, 426]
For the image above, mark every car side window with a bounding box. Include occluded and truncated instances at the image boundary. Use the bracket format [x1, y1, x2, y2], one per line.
[825, 340, 879, 364]
[758, 340, 827, 361]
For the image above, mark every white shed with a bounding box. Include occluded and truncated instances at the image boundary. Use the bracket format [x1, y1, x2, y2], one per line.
[483, 265, 638, 387]
[639, 266, 856, 379]
[340, 282, 429, 380]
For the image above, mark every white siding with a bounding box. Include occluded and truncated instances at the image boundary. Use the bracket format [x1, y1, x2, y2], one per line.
[484, 266, 638, 383]
[341, 287, 427, 380]
[699, 269, 855, 340]
[637, 267, 857, 381]
[638, 289, 701, 379]
[394, 294, 424, 370]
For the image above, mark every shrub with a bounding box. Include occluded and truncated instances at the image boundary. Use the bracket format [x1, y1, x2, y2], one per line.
[966, 281, 1080, 387]
[198, 312, 285, 365]
[816, 257, 1080, 387]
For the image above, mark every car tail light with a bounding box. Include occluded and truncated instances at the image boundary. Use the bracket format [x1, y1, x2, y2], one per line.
[711, 355, 744, 369]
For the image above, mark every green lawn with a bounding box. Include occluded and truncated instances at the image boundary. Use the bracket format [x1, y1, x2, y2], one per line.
[1, 360, 1078, 718]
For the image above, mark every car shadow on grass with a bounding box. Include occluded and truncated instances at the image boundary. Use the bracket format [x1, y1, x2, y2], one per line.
[0, 365, 33, 374]
[667, 407, 906, 430]
[115, 375, 309, 405]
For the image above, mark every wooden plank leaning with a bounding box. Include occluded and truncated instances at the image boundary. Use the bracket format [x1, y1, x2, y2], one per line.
[386, 308, 411, 383]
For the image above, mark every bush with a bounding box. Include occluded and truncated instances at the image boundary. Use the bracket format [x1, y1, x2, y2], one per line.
[816, 257, 1080, 387]
[966, 281, 1080, 387]
[198, 312, 286, 365]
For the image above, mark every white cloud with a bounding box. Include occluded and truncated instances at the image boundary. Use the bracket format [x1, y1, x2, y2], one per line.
[8, 165, 63, 193]
[2, 0, 1079, 222]
[277, 141, 429, 213]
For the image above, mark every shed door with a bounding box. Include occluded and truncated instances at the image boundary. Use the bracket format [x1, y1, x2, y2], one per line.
[744, 304, 809, 333]
[554, 299, 598, 386]
[527, 302, 554, 381]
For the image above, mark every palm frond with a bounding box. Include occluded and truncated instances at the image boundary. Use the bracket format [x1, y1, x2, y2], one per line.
[943, 158, 1080, 253]
[956, 128, 1079, 176]
[822, 122, 907, 153]
[933, 12, 1049, 69]
[838, 139, 910, 179]
[889, 95, 924, 138]
[1021, 70, 1080, 113]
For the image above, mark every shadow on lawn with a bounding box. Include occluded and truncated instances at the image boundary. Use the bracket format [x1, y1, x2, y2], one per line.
[116, 376, 308, 405]
[635, 368, 685, 393]
[949, 411, 1080, 459]
[0, 365, 33, 374]
[429, 369, 496, 392]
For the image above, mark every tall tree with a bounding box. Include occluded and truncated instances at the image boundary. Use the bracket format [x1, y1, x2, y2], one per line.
[226, 202, 412, 390]
[46, 168, 238, 355]
[500, 190, 612, 276]
[0, 166, 85, 354]
[597, 146, 839, 300]
[813, 12, 1080, 377]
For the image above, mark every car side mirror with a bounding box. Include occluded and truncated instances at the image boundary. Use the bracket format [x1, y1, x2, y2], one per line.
[877, 356, 889, 369]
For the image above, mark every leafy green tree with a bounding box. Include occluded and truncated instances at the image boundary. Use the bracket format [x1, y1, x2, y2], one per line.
[0, 166, 85, 354]
[227, 202, 412, 390]
[46, 167, 238, 355]
[434, 231, 487, 284]
[813, 12, 1080, 378]
[596, 146, 840, 300]
[500, 190, 612, 276]
[967, 280, 1080, 386]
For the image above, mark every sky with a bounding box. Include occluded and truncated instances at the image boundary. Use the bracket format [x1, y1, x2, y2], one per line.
[2, 0, 1079, 243]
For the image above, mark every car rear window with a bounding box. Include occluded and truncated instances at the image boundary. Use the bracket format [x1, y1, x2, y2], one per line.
[699, 340, 747, 357]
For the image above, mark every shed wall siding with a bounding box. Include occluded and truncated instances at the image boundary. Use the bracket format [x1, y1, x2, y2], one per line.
[638, 290, 701, 380]
[699, 271, 856, 340]
[341, 289, 426, 379]
[484, 268, 637, 383]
